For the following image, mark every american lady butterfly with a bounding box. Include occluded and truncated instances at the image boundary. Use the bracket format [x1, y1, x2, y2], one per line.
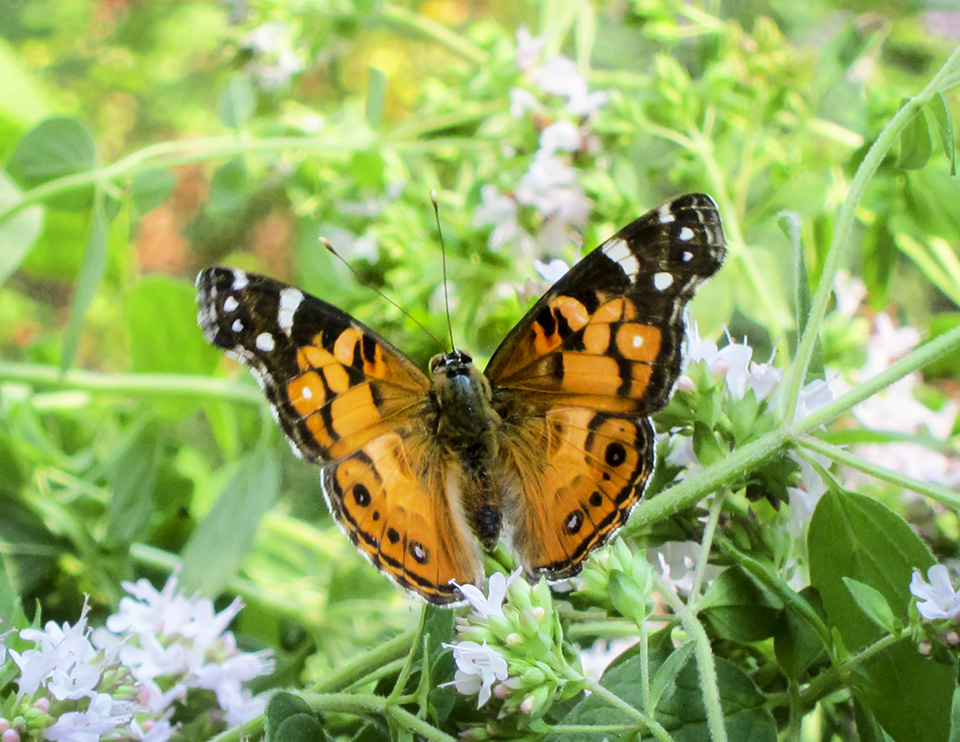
[196, 193, 725, 604]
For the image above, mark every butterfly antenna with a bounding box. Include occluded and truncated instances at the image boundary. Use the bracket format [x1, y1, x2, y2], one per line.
[319, 237, 446, 352]
[431, 190, 456, 352]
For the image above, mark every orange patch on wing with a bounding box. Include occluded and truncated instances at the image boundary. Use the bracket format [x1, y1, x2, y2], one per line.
[304, 412, 336, 449]
[561, 354, 622, 396]
[627, 364, 653, 398]
[552, 296, 590, 331]
[323, 364, 352, 393]
[582, 324, 611, 354]
[288, 372, 325, 416]
[333, 328, 363, 366]
[616, 323, 661, 362]
[298, 345, 336, 370]
[330, 384, 381, 437]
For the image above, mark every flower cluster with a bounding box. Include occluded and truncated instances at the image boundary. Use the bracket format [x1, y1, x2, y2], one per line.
[0, 575, 273, 742]
[474, 27, 608, 256]
[444, 570, 579, 722]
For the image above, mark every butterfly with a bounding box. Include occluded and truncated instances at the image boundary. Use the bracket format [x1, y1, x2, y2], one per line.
[196, 193, 725, 605]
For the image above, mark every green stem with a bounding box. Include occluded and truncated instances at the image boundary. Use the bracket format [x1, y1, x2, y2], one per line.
[549, 723, 646, 734]
[0, 361, 262, 404]
[625, 428, 790, 536]
[378, 3, 486, 65]
[655, 574, 727, 742]
[793, 322, 960, 434]
[308, 631, 416, 694]
[563, 619, 644, 639]
[781, 44, 960, 423]
[799, 436, 960, 509]
[581, 677, 675, 742]
[689, 491, 725, 603]
[301, 693, 457, 742]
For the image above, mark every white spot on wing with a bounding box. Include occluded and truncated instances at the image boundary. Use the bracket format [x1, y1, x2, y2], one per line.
[658, 204, 676, 223]
[232, 319, 244, 332]
[278, 288, 304, 335]
[301, 385, 313, 399]
[654, 272, 674, 290]
[232, 269, 249, 290]
[602, 237, 640, 279]
[682, 250, 693, 262]
[632, 335, 643, 347]
[223, 296, 239, 312]
[256, 332, 276, 352]
[679, 226, 695, 241]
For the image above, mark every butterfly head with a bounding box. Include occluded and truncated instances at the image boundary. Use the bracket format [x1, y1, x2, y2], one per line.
[429, 349, 474, 377]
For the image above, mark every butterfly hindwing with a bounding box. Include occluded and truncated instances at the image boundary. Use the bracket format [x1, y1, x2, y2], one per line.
[488, 194, 726, 579]
[196, 267, 482, 604]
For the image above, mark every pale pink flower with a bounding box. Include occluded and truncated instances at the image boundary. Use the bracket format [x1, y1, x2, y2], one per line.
[515, 26, 544, 71]
[539, 121, 582, 154]
[45, 693, 128, 742]
[509, 87, 539, 118]
[474, 185, 531, 250]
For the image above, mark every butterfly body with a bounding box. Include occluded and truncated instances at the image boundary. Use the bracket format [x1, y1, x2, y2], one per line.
[196, 193, 725, 605]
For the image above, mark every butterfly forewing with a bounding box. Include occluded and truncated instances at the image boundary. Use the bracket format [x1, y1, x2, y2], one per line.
[196, 267, 483, 604]
[487, 194, 726, 580]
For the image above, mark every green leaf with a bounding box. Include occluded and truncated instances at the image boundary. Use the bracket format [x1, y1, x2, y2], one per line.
[930, 92, 956, 176]
[105, 422, 160, 546]
[779, 210, 823, 376]
[7, 116, 96, 210]
[699, 566, 784, 642]
[898, 102, 932, 170]
[609, 570, 649, 625]
[60, 203, 108, 371]
[273, 714, 327, 742]
[692, 421, 725, 467]
[365, 67, 386, 129]
[207, 157, 248, 214]
[648, 641, 695, 714]
[773, 586, 828, 682]
[0, 172, 43, 286]
[180, 447, 279, 595]
[925, 313, 960, 379]
[0, 40, 53, 127]
[842, 577, 899, 634]
[808, 489, 934, 651]
[218, 75, 256, 130]
[126, 274, 220, 376]
[131, 169, 177, 214]
[0, 553, 27, 629]
[266, 692, 315, 742]
[861, 214, 896, 311]
[556, 647, 776, 742]
[856, 641, 955, 742]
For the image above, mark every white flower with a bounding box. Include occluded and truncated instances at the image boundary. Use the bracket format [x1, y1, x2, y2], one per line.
[539, 121, 582, 154]
[474, 186, 530, 250]
[746, 359, 783, 402]
[130, 717, 173, 742]
[529, 56, 606, 116]
[515, 26, 544, 71]
[442, 641, 509, 708]
[681, 322, 754, 398]
[910, 565, 960, 620]
[45, 693, 129, 742]
[509, 87, 538, 118]
[516, 154, 590, 225]
[12, 610, 101, 700]
[533, 258, 569, 283]
[453, 568, 522, 620]
[793, 378, 834, 422]
[833, 270, 866, 318]
[787, 454, 829, 538]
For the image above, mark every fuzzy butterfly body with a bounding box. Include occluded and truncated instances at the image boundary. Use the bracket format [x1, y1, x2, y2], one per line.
[196, 193, 725, 605]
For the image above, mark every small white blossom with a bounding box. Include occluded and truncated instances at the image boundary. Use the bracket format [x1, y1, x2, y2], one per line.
[12, 609, 101, 700]
[910, 565, 960, 620]
[515, 27, 544, 71]
[533, 258, 569, 283]
[577, 638, 639, 683]
[516, 154, 590, 226]
[45, 693, 129, 742]
[509, 87, 539, 118]
[443, 641, 509, 708]
[453, 568, 522, 620]
[474, 186, 532, 251]
[539, 121, 582, 154]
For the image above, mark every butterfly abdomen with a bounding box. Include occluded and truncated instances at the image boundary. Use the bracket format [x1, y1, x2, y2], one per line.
[429, 351, 506, 550]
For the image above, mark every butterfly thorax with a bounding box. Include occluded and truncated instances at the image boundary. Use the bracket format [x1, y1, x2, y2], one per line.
[428, 350, 503, 549]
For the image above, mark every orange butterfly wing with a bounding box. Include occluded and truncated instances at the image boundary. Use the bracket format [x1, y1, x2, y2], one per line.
[197, 268, 483, 604]
[487, 194, 726, 578]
